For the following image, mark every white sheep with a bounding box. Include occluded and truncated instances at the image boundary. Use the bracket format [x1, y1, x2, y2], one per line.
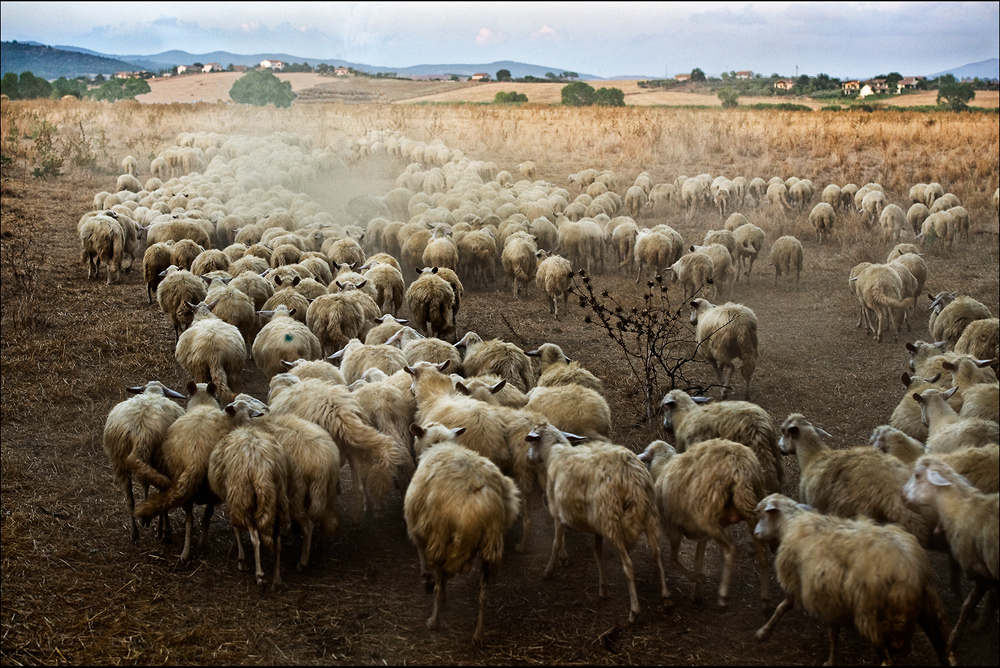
[638, 439, 770, 609]
[732, 223, 765, 282]
[689, 298, 758, 399]
[870, 425, 999, 494]
[850, 263, 912, 342]
[879, 203, 907, 243]
[808, 202, 836, 244]
[252, 304, 322, 378]
[753, 493, 953, 667]
[79, 213, 128, 284]
[525, 342, 604, 395]
[157, 265, 209, 341]
[334, 337, 408, 385]
[405, 268, 457, 342]
[954, 318, 999, 375]
[175, 301, 246, 402]
[102, 381, 186, 541]
[404, 425, 520, 644]
[942, 356, 1000, 423]
[534, 250, 574, 320]
[903, 456, 999, 655]
[455, 331, 535, 393]
[666, 248, 714, 301]
[660, 389, 784, 494]
[634, 229, 675, 285]
[768, 235, 803, 291]
[777, 413, 932, 546]
[143, 241, 175, 305]
[930, 293, 993, 347]
[207, 399, 290, 588]
[912, 387, 1000, 454]
[526, 422, 671, 621]
[501, 232, 537, 299]
[132, 382, 231, 561]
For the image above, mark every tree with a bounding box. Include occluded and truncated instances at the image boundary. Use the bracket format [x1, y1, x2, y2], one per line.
[496, 69, 512, 81]
[561, 81, 596, 106]
[18, 72, 53, 99]
[690, 68, 706, 82]
[545, 72, 558, 80]
[561, 71, 578, 80]
[89, 77, 150, 102]
[450, 74, 460, 81]
[193, 62, 204, 69]
[937, 81, 975, 111]
[885, 72, 903, 89]
[1, 72, 21, 99]
[494, 91, 527, 104]
[594, 87, 625, 107]
[50, 77, 87, 99]
[229, 69, 297, 108]
[718, 87, 739, 108]
[796, 74, 810, 88]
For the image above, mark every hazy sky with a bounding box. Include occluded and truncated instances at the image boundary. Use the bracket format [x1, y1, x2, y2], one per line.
[2, 1, 997, 78]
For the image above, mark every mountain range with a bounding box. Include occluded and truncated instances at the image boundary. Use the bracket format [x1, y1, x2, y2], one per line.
[3, 40, 998, 84]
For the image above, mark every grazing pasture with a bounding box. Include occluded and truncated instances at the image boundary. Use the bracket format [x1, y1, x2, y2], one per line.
[2, 97, 997, 665]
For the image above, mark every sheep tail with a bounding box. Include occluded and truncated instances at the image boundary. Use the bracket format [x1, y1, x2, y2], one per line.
[133, 465, 203, 519]
[210, 359, 231, 401]
[251, 464, 288, 553]
[329, 408, 401, 503]
[125, 435, 172, 490]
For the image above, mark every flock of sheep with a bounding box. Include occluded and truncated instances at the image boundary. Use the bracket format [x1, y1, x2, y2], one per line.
[79, 126, 998, 663]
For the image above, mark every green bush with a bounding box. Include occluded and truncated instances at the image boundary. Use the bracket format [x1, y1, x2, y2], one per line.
[561, 81, 596, 107]
[595, 87, 625, 107]
[493, 91, 527, 104]
[88, 77, 150, 102]
[717, 88, 739, 108]
[937, 82, 975, 111]
[229, 69, 296, 108]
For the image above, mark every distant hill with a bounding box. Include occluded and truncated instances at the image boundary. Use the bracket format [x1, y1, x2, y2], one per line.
[0, 41, 142, 79]
[2, 41, 599, 81]
[930, 58, 999, 81]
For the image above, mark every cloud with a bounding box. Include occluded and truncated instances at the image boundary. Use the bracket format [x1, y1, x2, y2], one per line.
[475, 27, 503, 45]
[532, 25, 557, 40]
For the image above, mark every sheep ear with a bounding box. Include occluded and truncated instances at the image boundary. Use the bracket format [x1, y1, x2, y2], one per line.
[933, 341, 947, 349]
[335, 281, 343, 290]
[404, 365, 415, 376]
[901, 372, 913, 387]
[328, 349, 344, 361]
[275, 276, 283, 286]
[207, 299, 221, 311]
[450, 427, 466, 438]
[927, 373, 940, 384]
[926, 469, 951, 487]
[525, 429, 541, 442]
[187, 380, 198, 395]
[356, 279, 367, 289]
[561, 431, 587, 445]
[975, 358, 996, 368]
[941, 361, 956, 371]
[815, 427, 833, 439]
[943, 386, 958, 399]
[762, 498, 782, 513]
[163, 386, 186, 399]
[126, 385, 145, 394]
[905, 342, 917, 353]
[206, 382, 218, 396]
[225, 404, 237, 416]
[660, 396, 675, 407]
[436, 360, 450, 372]
[912, 392, 924, 404]
[292, 277, 301, 286]
[249, 408, 265, 418]
[490, 379, 506, 394]
[281, 360, 296, 369]
[409, 423, 425, 438]
[787, 425, 799, 438]
[525, 349, 540, 357]
[692, 396, 712, 404]
[455, 382, 471, 396]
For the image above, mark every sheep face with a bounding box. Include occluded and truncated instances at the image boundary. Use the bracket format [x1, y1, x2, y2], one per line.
[753, 494, 812, 544]
[777, 414, 829, 454]
[912, 386, 958, 426]
[901, 457, 951, 508]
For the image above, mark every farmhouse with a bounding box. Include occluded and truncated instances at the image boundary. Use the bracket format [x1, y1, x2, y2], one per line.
[175, 65, 195, 74]
[842, 80, 861, 94]
[334, 67, 350, 76]
[773, 79, 795, 91]
[202, 63, 223, 73]
[867, 78, 889, 94]
[260, 60, 285, 70]
[675, 73, 691, 82]
[735, 70, 753, 79]
[897, 76, 924, 91]
[471, 73, 490, 82]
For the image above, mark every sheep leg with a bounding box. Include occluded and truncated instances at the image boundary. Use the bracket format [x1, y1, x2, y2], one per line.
[714, 534, 737, 608]
[515, 500, 532, 554]
[756, 594, 795, 641]
[917, 590, 956, 667]
[233, 527, 248, 572]
[473, 560, 491, 645]
[271, 531, 282, 588]
[949, 581, 988, 653]
[297, 519, 314, 572]
[427, 570, 447, 631]
[644, 520, 672, 607]
[692, 538, 708, 602]
[741, 358, 755, 400]
[668, 535, 705, 592]
[344, 451, 366, 525]
[196, 502, 215, 554]
[543, 522, 567, 579]
[824, 624, 841, 666]
[972, 589, 998, 634]
[180, 501, 195, 563]
[610, 538, 640, 623]
[248, 526, 266, 587]
[121, 477, 139, 542]
[593, 534, 609, 598]
[750, 531, 771, 608]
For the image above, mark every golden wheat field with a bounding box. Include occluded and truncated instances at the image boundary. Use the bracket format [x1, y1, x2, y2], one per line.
[1, 96, 998, 666]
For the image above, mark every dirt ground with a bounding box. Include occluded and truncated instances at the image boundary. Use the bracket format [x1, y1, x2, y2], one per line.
[2, 128, 999, 666]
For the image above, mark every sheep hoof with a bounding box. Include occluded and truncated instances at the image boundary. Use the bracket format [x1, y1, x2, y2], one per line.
[717, 596, 728, 609]
[237, 560, 249, 573]
[296, 561, 306, 573]
[754, 627, 770, 642]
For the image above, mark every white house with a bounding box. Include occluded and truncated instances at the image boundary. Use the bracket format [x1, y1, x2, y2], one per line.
[334, 67, 350, 76]
[260, 60, 285, 71]
[202, 63, 223, 73]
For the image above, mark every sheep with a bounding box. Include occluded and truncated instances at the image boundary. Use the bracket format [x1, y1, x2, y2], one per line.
[534, 250, 573, 320]
[526, 422, 671, 622]
[204, 277, 258, 354]
[917, 211, 954, 250]
[889, 252, 928, 303]
[349, 369, 416, 488]
[808, 202, 836, 243]
[690, 243, 736, 302]
[305, 290, 368, 357]
[131, 382, 231, 562]
[455, 331, 535, 392]
[255, 409, 341, 572]
[518, 160, 536, 181]
[143, 241, 175, 304]
[427, 266, 464, 332]
[903, 456, 999, 655]
[457, 228, 498, 289]
[102, 381, 186, 541]
[908, 202, 932, 235]
[421, 229, 459, 274]
[79, 213, 127, 284]
[912, 387, 1000, 454]
[929, 293, 992, 346]
[859, 189, 887, 228]
[645, 183, 676, 212]
[267, 373, 406, 524]
[890, 370, 954, 442]
[624, 185, 648, 219]
[121, 155, 139, 177]
[157, 265, 208, 342]
[525, 342, 604, 395]
[638, 439, 770, 608]
[252, 304, 322, 379]
[689, 298, 758, 399]
[942, 356, 1000, 422]
[954, 317, 998, 367]
[525, 382, 612, 441]
[660, 389, 784, 494]
[261, 285, 310, 325]
[501, 232, 538, 299]
[732, 223, 765, 282]
[175, 301, 247, 402]
[768, 235, 803, 291]
[851, 263, 912, 342]
[404, 425, 520, 644]
[168, 238, 205, 272]
[229, 269, 273, 312]
[359, 259, 405, 317]
[820, 183, 842, 210]
[870, 425, 999, 494]
[879, 203, 907, 244]
[146, 219, 213, 250]
[455, 374, 529, 409]
[746, 177, 767, 207]
[405, 268, 456, 342]
[610, 218, 639, 269]
[777, 413, 932, 546]
[664, 247, 713, 301]
[766, 182, 792, 211]
[930, 193, 962, 214]
[207, 399, 290, 588]
[334, 337, 408, 385]
[634, 229, 675, 284]
[281, 358, 346, 384]
[752, 493, 953, 667]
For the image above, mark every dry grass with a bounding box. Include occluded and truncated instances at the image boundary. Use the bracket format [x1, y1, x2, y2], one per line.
[1, 96, 998, 666]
